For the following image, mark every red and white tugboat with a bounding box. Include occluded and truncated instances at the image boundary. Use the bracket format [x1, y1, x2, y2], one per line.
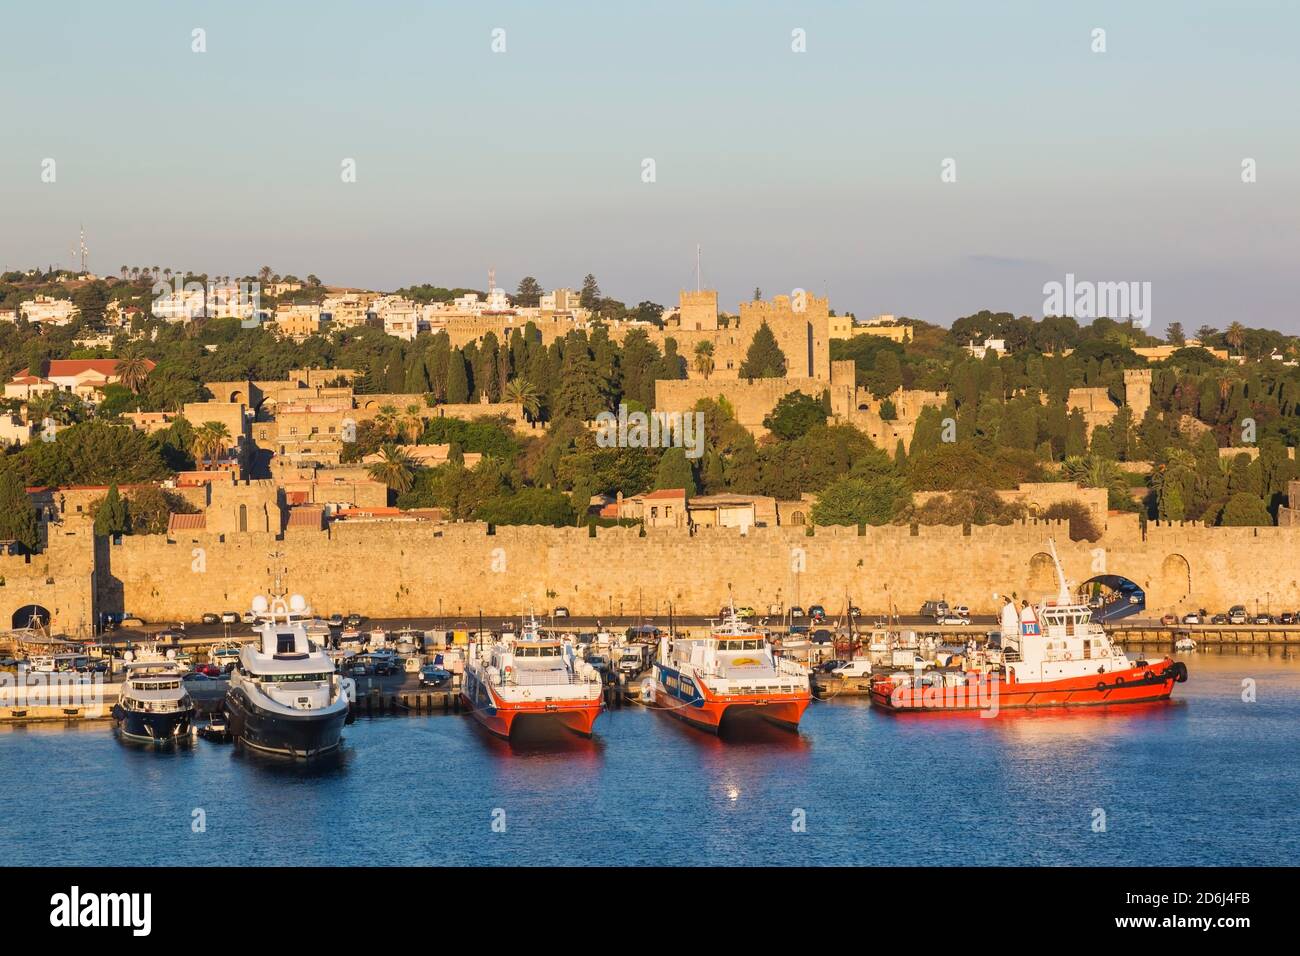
[462, 613, 605, 738]
[870, 541, 1187, 714]
[654, 602, 812, 733]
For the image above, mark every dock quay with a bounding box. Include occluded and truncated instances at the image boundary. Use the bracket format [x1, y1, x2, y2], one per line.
[1106, 624, 1300, 646]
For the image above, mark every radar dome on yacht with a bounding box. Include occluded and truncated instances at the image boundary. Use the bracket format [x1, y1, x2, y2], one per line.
[251, 595, 269, 614]
[123, 650, 134, 662]
[166, 649, 176, 660]
[289, 594, 308, 614]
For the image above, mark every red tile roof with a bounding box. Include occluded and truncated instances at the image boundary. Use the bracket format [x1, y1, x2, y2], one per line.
[643, 488, 686, 499]
[43, 359, 156, 378]
[285, 506, 325, 529]
[167, 512, 207, 533]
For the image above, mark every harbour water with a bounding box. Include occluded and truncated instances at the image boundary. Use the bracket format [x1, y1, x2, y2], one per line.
[2, 650, 1297, 866]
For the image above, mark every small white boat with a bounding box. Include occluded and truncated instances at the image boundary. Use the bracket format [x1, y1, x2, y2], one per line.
[1175, 636, 1197, 651]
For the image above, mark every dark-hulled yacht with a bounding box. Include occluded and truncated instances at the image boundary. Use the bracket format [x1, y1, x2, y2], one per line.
[111, 647, 196, 744]
[223, 595, 355, 758]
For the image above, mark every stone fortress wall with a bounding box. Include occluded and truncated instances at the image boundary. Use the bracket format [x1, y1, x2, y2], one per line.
[5, 516, 1298, 630]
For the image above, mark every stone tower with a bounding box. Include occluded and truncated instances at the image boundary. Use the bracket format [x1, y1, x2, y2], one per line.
[1124, 368, 1152, 421]
[678, 290, 718, 331]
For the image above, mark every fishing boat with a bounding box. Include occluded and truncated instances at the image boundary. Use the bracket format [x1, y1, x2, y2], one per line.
[461, 613, 604, 738]
[870, 540, 1188, 714]
[223, 595, 356, 758]
[654, 602, 812, 733]
[111, 648, 195, 743]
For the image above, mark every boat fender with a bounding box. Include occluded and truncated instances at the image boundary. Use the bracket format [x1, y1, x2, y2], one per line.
[1095, 681, 1106, 692]
[1144, 670, 1155, 681]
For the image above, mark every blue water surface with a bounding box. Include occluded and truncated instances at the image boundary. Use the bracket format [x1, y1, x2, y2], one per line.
[1, 650, 1296, 866]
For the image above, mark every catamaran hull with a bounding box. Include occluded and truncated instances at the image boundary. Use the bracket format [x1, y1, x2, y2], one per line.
[224, 688, 348, 758]
[461, 670, 603, 739]
[111, 705, 194, 743]
[870, 659, 1187, 713]
[654, 687, 811, 733]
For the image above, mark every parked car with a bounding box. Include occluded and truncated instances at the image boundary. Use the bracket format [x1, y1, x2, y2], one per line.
[1255, 613, 1273, 625]
[350, 663, 368, 677]
[1182, 613, 1201, 625]
[735, 606, 756, 619]
[346, 614, 365, 627]
[1161, 614, 1179, 626]
[242, 611, 258, 624]
[788, 624, 810, 636]
[122, 616, 145, 628]
[788, 606, 805, 619]
[184, 671, 220, 682]
[938, 615, 970, 626]
[1228, 605, 1248, 624]
[219, 611, 240, 625]
[419, 663, 452, 687]
[809, 605, 827, 623]
[194, 663, 222, 678]
[1211, 614, 1228, 624]
[813, 659, 846, 674]
[553, 606, 570, 618]
[920, 600, 949, 619]
[810, 629, 834, 644]
[372, 660, 401, 677]
[1280, 612, 1296, 625]
[327, 614, 344, 627]
[951, 605, 971, 618]
[847, 605, 862, 618]
[201, 612, 220, 625]
[832, 659, 873, 678]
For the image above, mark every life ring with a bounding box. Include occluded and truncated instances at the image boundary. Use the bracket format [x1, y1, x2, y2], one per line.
[1064, 652, 1073, 661]
[1115, 675, 1125, 685]
[1095, 681, 1106, 692]
[521, 689, 531, 699]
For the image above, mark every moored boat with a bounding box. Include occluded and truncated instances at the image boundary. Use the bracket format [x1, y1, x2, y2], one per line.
[111, 648, 195, 744]
[461, 613, 604, 738]
[223, 595, 356, 758]
[654, 603, 812, 733]
[870, 541, 1188, 714]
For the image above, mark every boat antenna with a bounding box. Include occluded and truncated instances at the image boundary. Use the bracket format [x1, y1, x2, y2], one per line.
[1047, 538, 1071, 605]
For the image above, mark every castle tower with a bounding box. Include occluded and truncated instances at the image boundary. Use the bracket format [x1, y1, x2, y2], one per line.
[678, 290, 718, 331]
[1124, 368, 1152, 421]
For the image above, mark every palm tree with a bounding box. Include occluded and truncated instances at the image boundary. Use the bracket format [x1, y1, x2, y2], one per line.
[374, 404, 401, 440]
[191, 421, 232, 469]
[504, 378, 541, 420]
[401, 404, 424, 443]
[119, 265, 128, 280]
[367, 443, 415, 494]
[114, 356, 152, 394]
[1224, 321, 1247, 355]
[1062, 454, 1126, 500]
[693, 340, 715, 380]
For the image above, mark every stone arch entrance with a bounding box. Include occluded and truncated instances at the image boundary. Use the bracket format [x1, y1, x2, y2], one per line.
[1158, 553, 1192, 606]
[1027, 552, 1056, 596]
[11, 604, 50, 629]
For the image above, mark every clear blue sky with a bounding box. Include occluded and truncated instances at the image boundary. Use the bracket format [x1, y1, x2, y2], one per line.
[1, 0, 1297, 334]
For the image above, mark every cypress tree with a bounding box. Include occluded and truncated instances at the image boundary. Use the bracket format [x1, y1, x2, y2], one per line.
[446, 350, 470, 404]
[0, 469, 39, 553]
[738, 321, 787, 379]
[94, 483, 129, 537]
